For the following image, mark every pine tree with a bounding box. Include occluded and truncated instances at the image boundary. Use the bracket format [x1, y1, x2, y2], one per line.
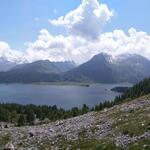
[17, 114, 25, 126]
[26, 109, 35, 125]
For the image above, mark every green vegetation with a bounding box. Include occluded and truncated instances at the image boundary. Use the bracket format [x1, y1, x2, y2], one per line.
[58, 139, 123, 150]
[0, 100, 115, 126]
[0, 103, 90, 126]
[111, 86, 130, 93]
[28, 138, 123, 150]
[127, 139, 150, 150]
[17, 114, 26, 126]
[111, 104, 150, 137]
[0, 134, 10, 147]
[114, 78, 150, 103]
[88, 77, 150, 111]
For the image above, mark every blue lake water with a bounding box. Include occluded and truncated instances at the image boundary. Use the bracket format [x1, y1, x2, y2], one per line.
[0, 83, 132, 109]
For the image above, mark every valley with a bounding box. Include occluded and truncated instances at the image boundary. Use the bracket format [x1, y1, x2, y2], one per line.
[0, 0, 150, 149]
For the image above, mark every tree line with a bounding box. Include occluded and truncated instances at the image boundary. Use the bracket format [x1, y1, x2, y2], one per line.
[0, 104, 90, 126]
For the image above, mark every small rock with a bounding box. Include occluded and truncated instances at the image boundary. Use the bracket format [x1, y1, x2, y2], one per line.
[4, 143, 15, 150]
[29, 132, 34, 137]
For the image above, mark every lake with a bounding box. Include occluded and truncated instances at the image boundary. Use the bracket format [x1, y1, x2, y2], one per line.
[0, 83, 132, 109]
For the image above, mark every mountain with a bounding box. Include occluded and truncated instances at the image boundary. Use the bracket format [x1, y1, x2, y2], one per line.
[53, 61, 76, 73]
[64, 53, 115, 83]
[10, 60, 76, 74]
[0, 53, 150, 83]
[112, 54, 150, 82]
[0, 57, 17, 71]
[0, 60, 75, 83]
[64, 53, 150, 83]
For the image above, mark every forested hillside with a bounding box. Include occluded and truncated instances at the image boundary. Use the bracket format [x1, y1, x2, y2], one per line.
[114, 77, 150, 103]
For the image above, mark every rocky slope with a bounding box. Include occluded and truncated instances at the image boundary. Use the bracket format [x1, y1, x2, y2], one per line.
[0, 95, 150, 150]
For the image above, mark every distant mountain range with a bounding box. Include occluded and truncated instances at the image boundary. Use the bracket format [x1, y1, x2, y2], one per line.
[10, 60, 76, 74]
[0, 53, 150, 83]
[0, 57, 17, 71]
[64, 53, 150, 83]
[0, 60, 75, 83]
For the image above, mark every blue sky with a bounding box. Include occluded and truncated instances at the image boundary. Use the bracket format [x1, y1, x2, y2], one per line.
[0, 0, 150, 64]
[0, 0, 150, 50]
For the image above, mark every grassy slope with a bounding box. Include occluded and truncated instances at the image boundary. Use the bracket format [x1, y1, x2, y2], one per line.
[60, 95, 150, 150]
[0, 95, 150, 150]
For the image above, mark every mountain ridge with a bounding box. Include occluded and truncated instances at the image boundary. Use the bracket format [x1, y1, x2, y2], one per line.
[10, 60, 76, 74]
[0, 57, 17, 72]
[64, 53, 150, 83]
[0, 53, 150, 83]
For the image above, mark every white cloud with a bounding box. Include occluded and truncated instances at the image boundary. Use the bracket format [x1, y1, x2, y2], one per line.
[94, 28, 150, 58]
[1, 27, 150, 64]
[22, 28, 150, 64]
[0, 0, 150, 65]
[0, 41, 23, 63]
[50, 0, 113, 39]
[24, 29, 88, 63]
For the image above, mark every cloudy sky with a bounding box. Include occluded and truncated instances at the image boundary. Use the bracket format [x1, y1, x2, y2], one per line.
[0, 0, 150, 64]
